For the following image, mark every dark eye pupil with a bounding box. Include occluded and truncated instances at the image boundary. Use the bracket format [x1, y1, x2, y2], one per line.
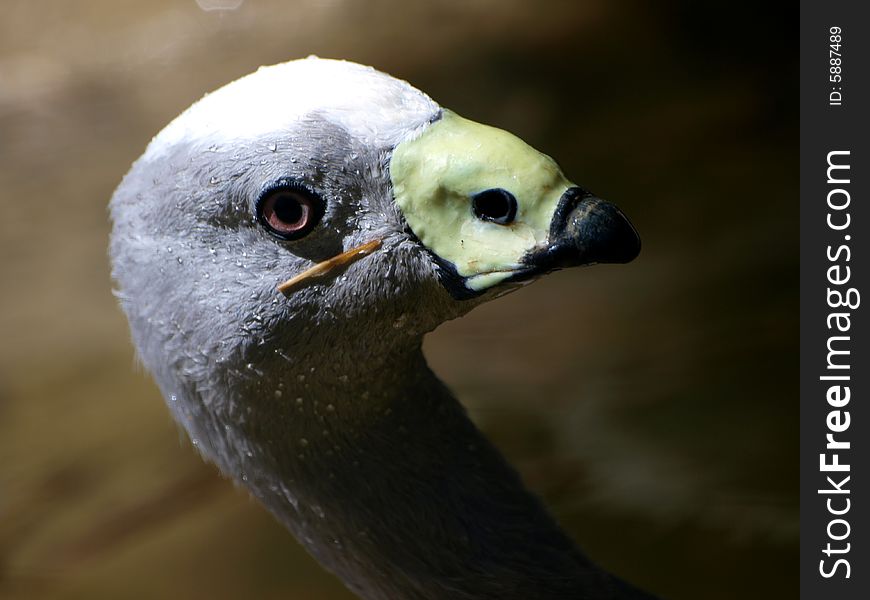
[472, 189, 517, 224]
[256, 183, 323, 240]
[274, 194, 304, 224]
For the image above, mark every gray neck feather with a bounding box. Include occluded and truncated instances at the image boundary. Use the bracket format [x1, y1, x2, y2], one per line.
[172, 328, 652, 599]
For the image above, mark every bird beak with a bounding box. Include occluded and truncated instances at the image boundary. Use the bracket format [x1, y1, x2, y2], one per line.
[277, 238, 382, 295]
[514, 188, 640, 281]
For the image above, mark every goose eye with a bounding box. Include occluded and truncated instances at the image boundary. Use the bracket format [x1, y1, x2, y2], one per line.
[256, 185, 323, 240]
[472, 188, 517, 225]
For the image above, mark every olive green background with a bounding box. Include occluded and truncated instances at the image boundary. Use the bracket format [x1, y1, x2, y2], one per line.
[0, 1, 796, 598]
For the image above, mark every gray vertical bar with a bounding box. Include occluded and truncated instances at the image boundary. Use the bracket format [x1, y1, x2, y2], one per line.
[801, 1, 868, 598]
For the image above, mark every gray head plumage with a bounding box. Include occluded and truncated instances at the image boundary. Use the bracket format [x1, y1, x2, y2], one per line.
[110, 57, 649, 599]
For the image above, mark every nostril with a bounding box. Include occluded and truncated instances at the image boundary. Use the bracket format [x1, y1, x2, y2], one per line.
[471, 188, 517, 225]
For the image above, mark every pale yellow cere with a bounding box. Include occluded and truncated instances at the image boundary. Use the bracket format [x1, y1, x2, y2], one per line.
[390, 110, 574, 291]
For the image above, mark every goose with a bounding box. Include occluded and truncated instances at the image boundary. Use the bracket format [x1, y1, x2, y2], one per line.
[109, 57, 651, 600]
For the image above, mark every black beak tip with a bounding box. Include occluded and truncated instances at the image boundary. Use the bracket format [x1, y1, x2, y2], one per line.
[563, 196, 640, 266]
[517, 189, 641, 279]
[584, 203, 641, 264]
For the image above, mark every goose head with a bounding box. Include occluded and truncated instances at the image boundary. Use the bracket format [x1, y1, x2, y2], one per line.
[109, 57, 644, 599]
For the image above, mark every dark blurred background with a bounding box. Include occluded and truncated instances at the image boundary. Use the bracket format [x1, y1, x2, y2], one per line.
[0, 1, 796, 598]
